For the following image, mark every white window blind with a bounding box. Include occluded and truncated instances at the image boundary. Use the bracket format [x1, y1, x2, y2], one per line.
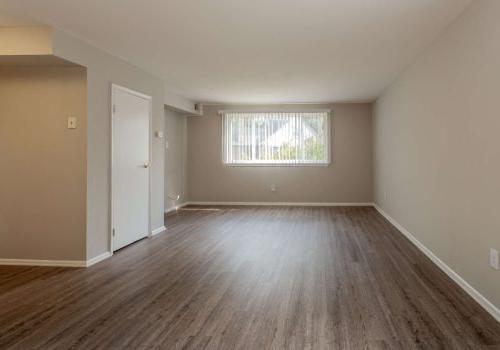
[222, 111, 330, 165]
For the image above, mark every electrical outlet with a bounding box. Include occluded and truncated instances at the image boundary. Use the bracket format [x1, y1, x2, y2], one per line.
[270, 184, 277, 192]
[490, 248, 499, 270]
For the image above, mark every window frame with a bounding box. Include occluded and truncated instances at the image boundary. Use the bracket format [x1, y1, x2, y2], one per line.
[220, 109, 332, 167]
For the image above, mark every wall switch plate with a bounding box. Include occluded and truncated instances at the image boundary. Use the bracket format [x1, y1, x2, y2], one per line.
[270, 184, 277, 192]
[67, 117, 77, 129]
[490, 248, 499, 270]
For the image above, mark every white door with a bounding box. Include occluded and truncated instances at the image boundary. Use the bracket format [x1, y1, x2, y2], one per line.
[112, 84, 151, 251]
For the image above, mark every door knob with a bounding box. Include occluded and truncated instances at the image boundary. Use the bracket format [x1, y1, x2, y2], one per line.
[142, 161, 150, 168]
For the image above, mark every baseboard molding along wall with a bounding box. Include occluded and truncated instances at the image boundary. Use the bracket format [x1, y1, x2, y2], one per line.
[0, 259, 87, 267]
[165, 202, 189, 214]
[183, 201, 374, 207]
[0, 251, 112, 268]
[151, 225, 167, 236]
[85, 251, 112, 267]
[373, 204, 500, 323]
[1, 202, 498, 323]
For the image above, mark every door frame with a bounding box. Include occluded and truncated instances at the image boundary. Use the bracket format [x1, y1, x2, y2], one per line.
[110, 83, 153, 253]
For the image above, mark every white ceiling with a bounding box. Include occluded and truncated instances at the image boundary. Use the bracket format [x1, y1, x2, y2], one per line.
[0, 0, 471, 104]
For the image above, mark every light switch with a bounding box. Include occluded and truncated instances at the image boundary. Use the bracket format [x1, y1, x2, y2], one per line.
[67, 117, 77, 129]
[491, 248, 499, 270]
[156, 131, 164, 138]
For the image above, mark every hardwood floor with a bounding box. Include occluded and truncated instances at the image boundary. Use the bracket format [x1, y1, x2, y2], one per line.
[1, 206, 499, 349]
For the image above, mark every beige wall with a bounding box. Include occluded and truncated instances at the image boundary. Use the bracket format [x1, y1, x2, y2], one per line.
[187, 104, 373, 203]
[164, 108, 188, 211]
[52, 30, 165, 259]
[0, 66, 87, 260]
[374, 0, 500, 308]
[0, 26, 52, 56]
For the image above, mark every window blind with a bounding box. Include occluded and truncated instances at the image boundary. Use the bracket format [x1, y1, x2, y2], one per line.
[222, 111, 330, 165]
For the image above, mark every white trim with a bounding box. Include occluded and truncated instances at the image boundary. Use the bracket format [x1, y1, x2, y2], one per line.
[374, 204, 500, 323]
[223, 161, 330, 168]
[0, 259, 86, 267]
[85, 252, 112, 267]
[0, 252, 113, 268]
[221, 110, 332, 166]
[165, 202, 188, 214]
[112, 83, 151, 100]
[111, 83, 152, 253]
[184, 201, 374, 207]
[2, 202, 497, 323]
[200, 100, 374, 106]
[151, 226, 166, 236]
[218, 108, 331, 114]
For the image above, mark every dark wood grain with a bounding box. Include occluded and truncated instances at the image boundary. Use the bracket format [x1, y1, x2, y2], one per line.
[1, 206, 499, 349]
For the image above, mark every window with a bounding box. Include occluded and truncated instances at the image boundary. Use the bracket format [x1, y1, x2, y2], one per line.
[222, 110, 330, 165]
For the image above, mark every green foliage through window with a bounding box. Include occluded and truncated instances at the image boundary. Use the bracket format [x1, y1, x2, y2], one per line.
[223, 112, 330, 165]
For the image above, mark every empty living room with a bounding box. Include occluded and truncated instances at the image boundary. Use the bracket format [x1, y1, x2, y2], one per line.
[1, 0, 500, 349]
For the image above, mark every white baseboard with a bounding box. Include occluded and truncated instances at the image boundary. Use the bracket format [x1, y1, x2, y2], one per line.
[0, 259, 86, 267]
[374, 204, 500, 323]
[184, 201, 374, 207]
[3, 203, 497, 323]
[151, 225, 167, 236]
[85, 251, 112, 267]
[0, 252, 113, 268]
[165, 202, 188, 214]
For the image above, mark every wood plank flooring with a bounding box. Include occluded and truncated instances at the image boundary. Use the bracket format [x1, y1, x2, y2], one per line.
[1, 206, 499, 349]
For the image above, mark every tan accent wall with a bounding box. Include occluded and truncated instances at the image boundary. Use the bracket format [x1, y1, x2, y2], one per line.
[374, 0, 500, 308]
[187, 103, 373, 203]
[0, 66, 87, 260]
[0, 26, 53, 55]
[164, 108, 188, 211]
